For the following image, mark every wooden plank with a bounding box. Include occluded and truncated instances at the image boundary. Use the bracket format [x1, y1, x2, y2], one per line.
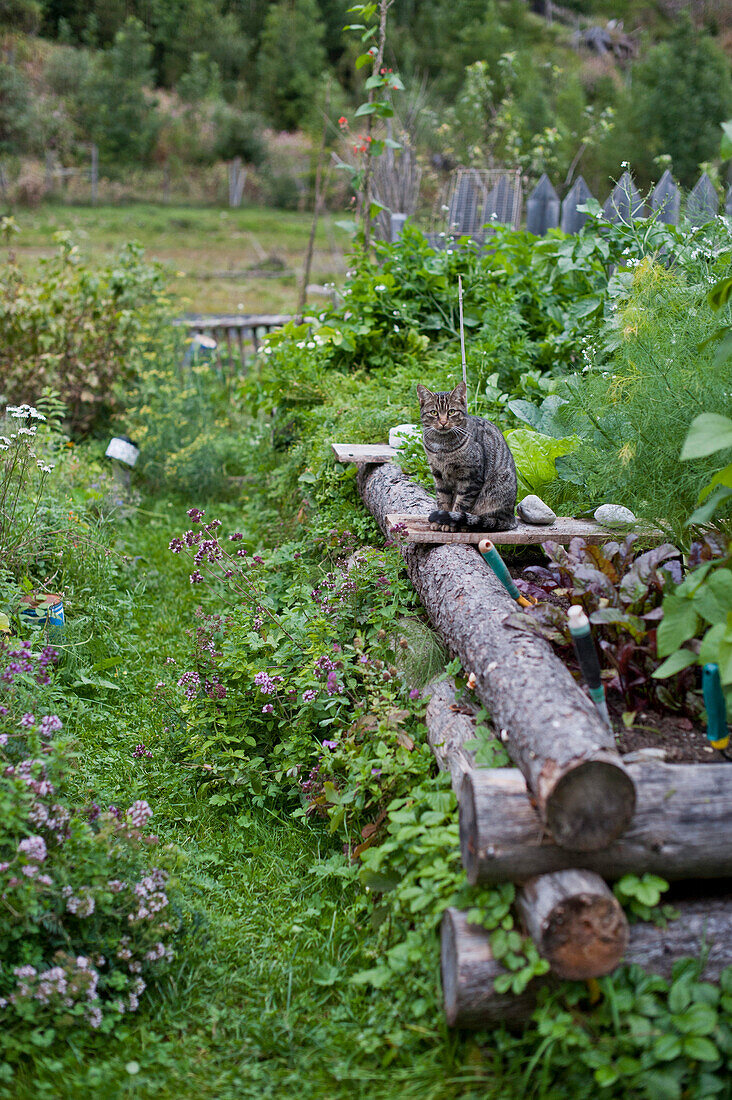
[332, 443, 397, 464]
[385, 513, 663, 547]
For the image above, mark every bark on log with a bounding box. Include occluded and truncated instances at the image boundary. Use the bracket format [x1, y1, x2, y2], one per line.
[461, 762, 732, 884]
[423, 683, 627, 978]
[424, 676, 477, 798]
[358, 463, 635, 850]
[442, 898, 732, 1028]
[516, 869, 628, 980]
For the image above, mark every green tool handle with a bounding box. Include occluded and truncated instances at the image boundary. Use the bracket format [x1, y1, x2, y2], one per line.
[703, 663, 729, 750]
[478, 539, 520, 601]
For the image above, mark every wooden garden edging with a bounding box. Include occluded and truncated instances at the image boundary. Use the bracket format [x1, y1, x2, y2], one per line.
[357, 461, 732, 1026]
[425, 679, 628, 982]
[357, 462, 636, 851]
[441, 900, 732, 1028]
[461, 762, 732, 885]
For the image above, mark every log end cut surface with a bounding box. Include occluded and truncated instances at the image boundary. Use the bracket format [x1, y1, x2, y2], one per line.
[542, 755, 637, 851]
[542, 892, 629, 980]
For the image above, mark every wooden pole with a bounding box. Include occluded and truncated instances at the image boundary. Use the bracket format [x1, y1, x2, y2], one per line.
[357, 463, 636, 850]
[461, 761, 732, 884]
[458, 274, 467, 400]
[297, 81, 331, 324]
[90, 144, 98, 205]
[442, 898, 732, 1028]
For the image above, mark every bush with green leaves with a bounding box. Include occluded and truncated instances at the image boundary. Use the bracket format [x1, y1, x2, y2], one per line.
[0, 226, 170, 436]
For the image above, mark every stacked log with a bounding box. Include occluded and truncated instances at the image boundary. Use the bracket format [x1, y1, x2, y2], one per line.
[355, 461, 732, 1027]
[461, 763, 732, 884]
[424, 677, 628, 982]
[442, 900, 732, 1028]
[358, 463, 636, 851]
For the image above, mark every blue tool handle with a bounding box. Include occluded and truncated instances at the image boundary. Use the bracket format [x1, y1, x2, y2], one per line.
[703, 663, 729, 749]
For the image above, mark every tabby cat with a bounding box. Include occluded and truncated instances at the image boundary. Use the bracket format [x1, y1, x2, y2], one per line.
[417, 381, 517, 531]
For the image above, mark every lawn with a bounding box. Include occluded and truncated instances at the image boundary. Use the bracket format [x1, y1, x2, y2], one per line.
[6, 203, 349, 315]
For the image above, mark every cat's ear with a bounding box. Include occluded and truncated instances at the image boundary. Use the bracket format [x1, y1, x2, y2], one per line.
[416, 384, 433, 405]
[451, 380, 467, 404]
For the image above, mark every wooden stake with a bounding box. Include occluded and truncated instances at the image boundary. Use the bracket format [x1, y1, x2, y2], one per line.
[458, 274, 467, 401]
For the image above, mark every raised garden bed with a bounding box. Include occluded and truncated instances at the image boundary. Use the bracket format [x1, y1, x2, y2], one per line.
[356, 460, 731, 1029]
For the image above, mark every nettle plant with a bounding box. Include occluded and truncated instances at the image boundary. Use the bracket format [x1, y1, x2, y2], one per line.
[513, 536, 700, 713]
[0, 637, 179, 1061]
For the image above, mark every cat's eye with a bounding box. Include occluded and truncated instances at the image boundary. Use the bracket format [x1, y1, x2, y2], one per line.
[448, 408, 457, 415]
[429, 410, 438, 416]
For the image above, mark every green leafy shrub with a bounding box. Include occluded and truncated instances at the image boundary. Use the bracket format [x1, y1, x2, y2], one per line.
[0, 228, 169, 435]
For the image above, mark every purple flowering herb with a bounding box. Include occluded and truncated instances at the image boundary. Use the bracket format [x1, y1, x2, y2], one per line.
[409, 688, 420, 700]
[189, 570, 204, 584]
[186, 508, 205, 523]
[261, 703, 274, 714]
[321, 740, 338, 750]
[133, 743, 152, 759]
[302, 689, 318, 703]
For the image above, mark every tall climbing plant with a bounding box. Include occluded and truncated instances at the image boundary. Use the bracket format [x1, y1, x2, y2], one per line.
[344, 0, 404, 248]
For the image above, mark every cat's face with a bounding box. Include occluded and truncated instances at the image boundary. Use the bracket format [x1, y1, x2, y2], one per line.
[417, 382, 467, 433]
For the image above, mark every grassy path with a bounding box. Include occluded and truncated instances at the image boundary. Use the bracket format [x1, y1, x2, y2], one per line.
[14, 507, 509, 1100]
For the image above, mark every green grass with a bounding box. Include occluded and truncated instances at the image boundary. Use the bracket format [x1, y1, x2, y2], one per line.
[8, 504, 517, 1100]
[6, 203, 349, 316]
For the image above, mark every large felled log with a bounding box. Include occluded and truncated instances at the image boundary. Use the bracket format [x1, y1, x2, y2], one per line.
[424, 677, 477, 798]
[358, 463, 635, 850]
[461, 762, 732, 884]
[442, 898, 732, 1028]
[516, 869, 628, 980]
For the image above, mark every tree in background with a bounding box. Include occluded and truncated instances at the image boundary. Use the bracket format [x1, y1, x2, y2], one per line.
[255, 0, 327, 131]
[624, 17, 732, 187]
[0, 63, 32, 154]
[77, 17, 159, 164]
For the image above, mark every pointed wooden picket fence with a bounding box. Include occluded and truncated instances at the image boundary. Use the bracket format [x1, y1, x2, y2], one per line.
[523, 169, 731, 237]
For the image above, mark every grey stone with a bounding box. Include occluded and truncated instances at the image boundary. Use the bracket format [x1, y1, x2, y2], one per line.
[517, 495, 557, 525]
[594, 503, 637, 528]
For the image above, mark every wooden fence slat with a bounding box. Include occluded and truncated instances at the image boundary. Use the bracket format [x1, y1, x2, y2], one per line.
[526, 174, 560, 236]
[687, 172, 718, 226]
[560, 176, 594, 234]
[603, 171, 644, 223]
[650, 169, 680, 225]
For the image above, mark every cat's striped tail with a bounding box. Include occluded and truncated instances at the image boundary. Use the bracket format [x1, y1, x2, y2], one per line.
[429, 509, 518, 532]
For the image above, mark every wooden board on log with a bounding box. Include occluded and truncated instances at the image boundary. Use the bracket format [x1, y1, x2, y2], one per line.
[461, 762, 732, 884]
[332, 443, 397, 464]
[385, 512, 664, 547]
[358, 463, 636, 851]
[441, 899, 732, 1028]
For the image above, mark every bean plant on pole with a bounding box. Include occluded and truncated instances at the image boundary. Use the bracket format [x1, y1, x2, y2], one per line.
[344, 0, 404, 249]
